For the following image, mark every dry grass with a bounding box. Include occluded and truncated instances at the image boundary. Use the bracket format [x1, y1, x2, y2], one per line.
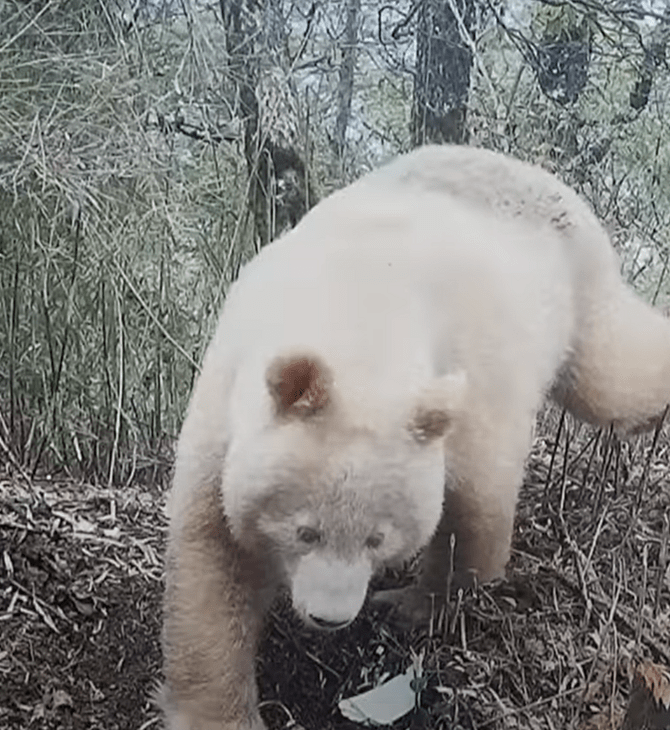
[0, 1, 254, 485]
[1, 404, 669, 730]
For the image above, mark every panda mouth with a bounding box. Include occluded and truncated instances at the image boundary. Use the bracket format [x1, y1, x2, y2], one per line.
[306, 614, 353, 631]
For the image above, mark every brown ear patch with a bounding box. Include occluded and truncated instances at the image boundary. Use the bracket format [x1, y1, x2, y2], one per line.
[266, 355, 332, 419]
[410, 408, 453, 442]
[408, 370, 467, 443]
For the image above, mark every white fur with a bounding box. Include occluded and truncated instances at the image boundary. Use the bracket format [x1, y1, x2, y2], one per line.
[291, 553, 372, 628]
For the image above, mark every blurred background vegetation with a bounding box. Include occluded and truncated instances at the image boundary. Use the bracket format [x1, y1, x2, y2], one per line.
[1, 0, 669, 486]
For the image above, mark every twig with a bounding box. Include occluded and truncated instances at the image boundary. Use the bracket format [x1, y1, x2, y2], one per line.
[654, 513, 669, 619]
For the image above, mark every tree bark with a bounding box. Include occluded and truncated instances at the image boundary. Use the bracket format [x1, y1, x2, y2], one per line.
[411, 0, 475, 147]
[535, 39, 590, 105]
[630, 18, 669, 111]
[531, 7, 591, 106]
[331, 0, 361, 175]
[221, 0, 312, 249]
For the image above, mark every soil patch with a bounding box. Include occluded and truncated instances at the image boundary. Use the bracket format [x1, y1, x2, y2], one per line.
[2, 407, 669, 729]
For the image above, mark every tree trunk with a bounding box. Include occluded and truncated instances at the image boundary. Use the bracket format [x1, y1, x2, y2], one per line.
[630, 18, 668, 111]
[331, 0, 361, 176]
[411, 0, 475, 147]
[535, 39, 589, 105]
[221, 0, 312, 249]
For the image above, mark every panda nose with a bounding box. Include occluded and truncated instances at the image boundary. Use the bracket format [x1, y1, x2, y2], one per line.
[309, 615, 351, 630]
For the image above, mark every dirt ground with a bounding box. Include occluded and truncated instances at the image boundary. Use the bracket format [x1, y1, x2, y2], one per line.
[1, 406, 670, 730]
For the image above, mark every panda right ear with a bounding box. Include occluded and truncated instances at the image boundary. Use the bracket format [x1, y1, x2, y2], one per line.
[408, 370, 467, 443]
[266, 355, 333, 420]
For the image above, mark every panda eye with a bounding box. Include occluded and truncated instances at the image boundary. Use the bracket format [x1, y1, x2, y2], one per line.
[365, 533, 384, 550]
[297, 526, 321, 545]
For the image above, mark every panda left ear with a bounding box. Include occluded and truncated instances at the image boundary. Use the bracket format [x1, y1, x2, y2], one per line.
[408, 370, 467, 443]
[266, 354, 333, 419]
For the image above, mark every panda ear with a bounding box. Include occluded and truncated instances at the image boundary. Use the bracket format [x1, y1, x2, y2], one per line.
[408, 370, 467, 443]
[266, 355, 333, 419]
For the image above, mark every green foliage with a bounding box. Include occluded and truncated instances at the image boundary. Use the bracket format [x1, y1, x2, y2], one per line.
[531, 4, 592, 43]
[471, 5, 670, 298]
[0, 1, 252, 484]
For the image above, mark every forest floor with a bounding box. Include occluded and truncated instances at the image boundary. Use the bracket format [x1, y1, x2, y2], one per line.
[1, 405, 670, 730]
